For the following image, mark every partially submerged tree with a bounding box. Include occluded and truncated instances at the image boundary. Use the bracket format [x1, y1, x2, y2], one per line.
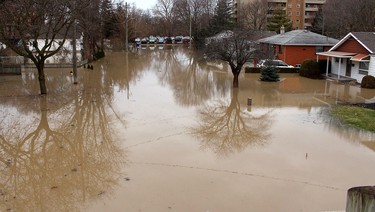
[205, 30, 259, 87]
[0, 0, 80, 95]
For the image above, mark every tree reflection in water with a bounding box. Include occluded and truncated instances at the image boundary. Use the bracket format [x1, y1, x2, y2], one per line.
[192, 88, 272, 156]
[154, 46, 231, 107]
[0, 92, 126, 211]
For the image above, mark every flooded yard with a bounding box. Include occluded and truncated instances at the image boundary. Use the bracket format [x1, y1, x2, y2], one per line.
[1, 46, 375, 212]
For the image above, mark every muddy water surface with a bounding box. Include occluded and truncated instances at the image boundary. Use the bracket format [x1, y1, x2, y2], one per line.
[1, 46, 375, 212]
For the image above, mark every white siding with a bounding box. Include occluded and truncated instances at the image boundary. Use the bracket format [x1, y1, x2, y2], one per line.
[331, 57, 347, 76]
[369, 54, 375, 77]
[350, 61, 367, 83]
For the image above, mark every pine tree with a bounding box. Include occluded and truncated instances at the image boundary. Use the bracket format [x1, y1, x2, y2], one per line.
[210, 0, 234, 34]
[311, 8, 324, 35]
[260, 67, 280, 82]
[267, 7, 292, 33]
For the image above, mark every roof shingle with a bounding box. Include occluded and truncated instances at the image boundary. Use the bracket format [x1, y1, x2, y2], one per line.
[258, 30, 339, 46]
[351, 32, 375, 53]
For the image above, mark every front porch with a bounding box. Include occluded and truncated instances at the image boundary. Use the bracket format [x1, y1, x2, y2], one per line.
[324, 73, 357, 84]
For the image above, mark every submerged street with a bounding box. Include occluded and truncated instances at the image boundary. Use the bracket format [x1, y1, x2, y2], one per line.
[1, 46, 375, 212]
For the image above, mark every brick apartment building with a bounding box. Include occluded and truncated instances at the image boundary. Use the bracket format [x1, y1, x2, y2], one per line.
[233, 0, 326, 30]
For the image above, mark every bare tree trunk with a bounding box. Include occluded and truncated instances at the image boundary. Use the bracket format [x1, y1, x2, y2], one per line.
[37, 61, 47, 95]
[233, 72, 239, 88]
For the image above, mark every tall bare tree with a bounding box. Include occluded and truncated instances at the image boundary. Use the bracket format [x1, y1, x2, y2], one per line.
[153, 0, 176, 35]
[0, 0, 83, 95]
[323, 0, 375, 38]
[237, 0, 269, 30]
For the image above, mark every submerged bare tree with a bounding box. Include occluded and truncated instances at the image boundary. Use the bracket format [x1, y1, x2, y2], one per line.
[0, 0, 83, 94]
[205, 30, 259, 87]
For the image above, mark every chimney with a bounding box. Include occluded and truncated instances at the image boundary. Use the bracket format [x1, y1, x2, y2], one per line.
[280, 25, 285, 34]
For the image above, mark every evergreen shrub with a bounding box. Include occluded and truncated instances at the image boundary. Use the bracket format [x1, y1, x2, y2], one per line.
[299, 59, 322, 79]
[260, 66, 280, 82]
[361, 75, 375, 89]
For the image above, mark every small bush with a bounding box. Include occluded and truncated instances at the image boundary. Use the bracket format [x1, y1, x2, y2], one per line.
[244, 66, 258, 73]
[299, 59, 322, 79]
[260, 66, 280, 82]
[93, 50, 105, 61]
[361, 75, 375, 89]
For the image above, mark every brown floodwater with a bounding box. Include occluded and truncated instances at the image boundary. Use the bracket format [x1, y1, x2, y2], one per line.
[1, 45, 375, 212]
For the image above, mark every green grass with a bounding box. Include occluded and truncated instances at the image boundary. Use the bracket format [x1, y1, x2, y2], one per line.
[331, 105, 375, 132]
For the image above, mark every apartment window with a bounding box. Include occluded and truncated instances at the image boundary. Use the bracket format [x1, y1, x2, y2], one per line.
[288, 4, 292, 8]
[296, 19, 300, 23]
[288, 11, 292, 16]
[359, 61, 369, 75]
[296, 4, 300, 8]
[296, 11, 300, 16]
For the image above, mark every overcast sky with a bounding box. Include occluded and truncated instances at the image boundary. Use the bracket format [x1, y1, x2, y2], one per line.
[123, 0, 157, 10]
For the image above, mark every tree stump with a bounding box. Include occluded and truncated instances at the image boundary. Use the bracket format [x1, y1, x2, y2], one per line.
[346, 186, 375, 212]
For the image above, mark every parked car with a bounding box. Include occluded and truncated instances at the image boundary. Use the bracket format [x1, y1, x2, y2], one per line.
[257, 59, 294, 68]
[182, 36, 191, 44]
[164, 37, 173, 44]
[135, 38, 141, 47]
[174, 36, 183, 43]
[157, 37, 164, 44]
[149, 36, 157, 44]
[141, 37, 149, 44]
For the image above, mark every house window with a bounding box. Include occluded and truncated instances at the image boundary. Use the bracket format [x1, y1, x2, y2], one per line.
[315, 46, 324, 53]
[359, 61, 369, 75]
[278, 45, 283, 54]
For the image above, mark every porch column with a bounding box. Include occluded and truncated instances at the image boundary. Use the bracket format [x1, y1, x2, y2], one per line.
[338, 58, 342, 80]
[326, 57, 329, 76]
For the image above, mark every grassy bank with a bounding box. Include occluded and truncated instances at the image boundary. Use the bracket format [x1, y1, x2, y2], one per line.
[331, 105, 375, 133]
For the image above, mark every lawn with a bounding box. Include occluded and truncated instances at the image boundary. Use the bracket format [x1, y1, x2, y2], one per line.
[331, 105, 375, 133]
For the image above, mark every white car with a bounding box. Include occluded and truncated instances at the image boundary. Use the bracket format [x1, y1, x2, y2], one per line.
[257, 59, 294, 68]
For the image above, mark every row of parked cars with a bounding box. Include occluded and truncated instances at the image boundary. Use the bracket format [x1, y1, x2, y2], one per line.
[135, 36, 191, 45]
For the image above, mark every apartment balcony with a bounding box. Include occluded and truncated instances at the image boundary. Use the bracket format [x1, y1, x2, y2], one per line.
[305, 0, 326, 4]
[304, 14, 315, 19]
[268, 0, 287, 3]
[305, 7, 319, 12]
[304, 22, 312, 27]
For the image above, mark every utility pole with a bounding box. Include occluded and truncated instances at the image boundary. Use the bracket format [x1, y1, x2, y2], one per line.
[188, 0, 193, 50]
[72, 19, 78, 84]
[189, 10, 192, 50]
[125, 1, 128, 52]
[72, 2, 78, 84]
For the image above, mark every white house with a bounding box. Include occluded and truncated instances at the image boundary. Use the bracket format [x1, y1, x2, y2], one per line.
[317, 32, 375, 83]
[25, 36, 84, 66]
